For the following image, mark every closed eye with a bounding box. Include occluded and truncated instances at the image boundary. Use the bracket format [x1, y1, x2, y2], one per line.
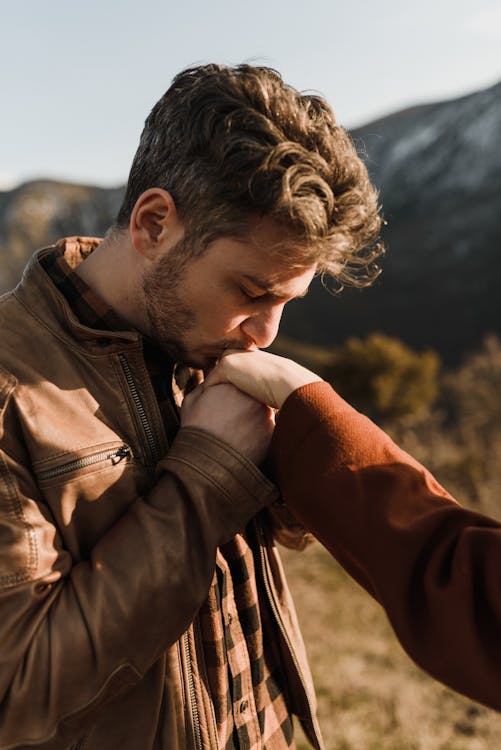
[237, 277, 311, 304]
[239, 286, 266, 302]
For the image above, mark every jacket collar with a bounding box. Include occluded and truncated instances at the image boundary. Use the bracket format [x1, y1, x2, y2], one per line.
[14, 241, 141, 353]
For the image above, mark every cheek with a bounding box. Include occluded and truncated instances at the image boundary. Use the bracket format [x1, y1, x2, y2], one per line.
[202, 301, 246, 335]
[212, 313, 244, 335]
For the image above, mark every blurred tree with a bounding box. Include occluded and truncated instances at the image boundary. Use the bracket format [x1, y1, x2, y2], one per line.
[442, 335, 501, 431]
[324, 333, 441, 420]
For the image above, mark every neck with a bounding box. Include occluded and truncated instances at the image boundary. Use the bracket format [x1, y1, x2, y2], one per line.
[75, 229, 147, 332]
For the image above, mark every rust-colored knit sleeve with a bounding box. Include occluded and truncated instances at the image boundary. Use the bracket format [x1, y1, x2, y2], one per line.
[269, 381, 501, 711]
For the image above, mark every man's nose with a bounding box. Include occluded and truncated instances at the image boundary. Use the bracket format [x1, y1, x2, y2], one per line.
[240, 305, 284, 349]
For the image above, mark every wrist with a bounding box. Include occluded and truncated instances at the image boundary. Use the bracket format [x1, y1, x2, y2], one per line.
[276, 363, 322, 408]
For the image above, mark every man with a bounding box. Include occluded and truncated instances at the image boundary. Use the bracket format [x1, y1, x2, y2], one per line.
[0, 64, 382, 749]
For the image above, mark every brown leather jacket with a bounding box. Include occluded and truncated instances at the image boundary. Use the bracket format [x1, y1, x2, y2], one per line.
[0, 247, 323, 750]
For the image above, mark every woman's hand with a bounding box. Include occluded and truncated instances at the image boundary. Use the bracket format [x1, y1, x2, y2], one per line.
[204, 349, 322, 409]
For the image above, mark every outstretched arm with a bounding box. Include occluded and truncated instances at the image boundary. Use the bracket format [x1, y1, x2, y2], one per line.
[208, 349, 501, 711]
[271, 381, 501, 711]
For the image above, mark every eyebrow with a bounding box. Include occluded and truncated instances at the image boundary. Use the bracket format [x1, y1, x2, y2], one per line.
[241, 273, 310, 300]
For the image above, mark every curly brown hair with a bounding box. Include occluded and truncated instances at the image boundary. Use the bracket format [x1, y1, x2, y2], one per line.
[116, 64, 383, 287]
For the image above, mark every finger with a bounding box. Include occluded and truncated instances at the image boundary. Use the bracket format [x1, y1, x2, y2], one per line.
[181, 382, 204, 405]
[203, 367, 227, 389]
[219, 348, 248, 358]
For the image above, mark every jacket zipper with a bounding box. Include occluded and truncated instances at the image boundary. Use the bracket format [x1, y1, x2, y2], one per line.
[183, 631, 203, 750]
[119, 354, 160, 464]
[37, 445, 132, 482]
[255, 517, 323, 749]
[120, 353, 203, 747]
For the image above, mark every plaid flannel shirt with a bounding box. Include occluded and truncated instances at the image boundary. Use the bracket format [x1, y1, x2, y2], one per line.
[41, 238, 296, 749]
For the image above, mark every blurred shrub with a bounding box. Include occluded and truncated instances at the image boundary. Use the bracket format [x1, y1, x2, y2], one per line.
[440, 335, 501, 512]
[442, 335, 501, 433]
[324, 333, 441, 421]
[392, 335, 501, 516]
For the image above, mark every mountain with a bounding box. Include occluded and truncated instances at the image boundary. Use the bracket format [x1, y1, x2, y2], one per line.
[1, 80, 501, 362]
[0, 181, 123, 292]
[281, 79, 501, 362]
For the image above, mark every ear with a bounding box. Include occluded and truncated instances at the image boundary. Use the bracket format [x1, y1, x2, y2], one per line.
[129, 188, 184, 259]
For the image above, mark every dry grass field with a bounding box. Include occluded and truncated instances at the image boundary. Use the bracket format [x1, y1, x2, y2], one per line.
[282, 543, 501, 750]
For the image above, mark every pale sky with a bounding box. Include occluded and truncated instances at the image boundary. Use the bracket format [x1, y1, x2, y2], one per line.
[2, 0, 501, 189]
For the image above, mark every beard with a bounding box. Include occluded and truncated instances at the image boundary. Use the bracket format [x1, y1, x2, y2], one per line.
[141, 237, 246, 369]
[141, 238, 198, 363]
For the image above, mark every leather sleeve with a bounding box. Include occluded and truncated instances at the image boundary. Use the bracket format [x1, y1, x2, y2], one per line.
[0, 373, 278, 748]
[270, 381, 501, 711]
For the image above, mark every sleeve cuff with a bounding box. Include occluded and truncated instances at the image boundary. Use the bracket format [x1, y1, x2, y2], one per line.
[158, 426, 280, 514]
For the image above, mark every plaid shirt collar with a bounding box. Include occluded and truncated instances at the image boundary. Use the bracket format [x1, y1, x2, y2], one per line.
[40, 237, 132, 333]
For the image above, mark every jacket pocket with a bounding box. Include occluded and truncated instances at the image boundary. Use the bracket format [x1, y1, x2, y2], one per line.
[35, 443, 133, 483]
[32, 441, 140, 561]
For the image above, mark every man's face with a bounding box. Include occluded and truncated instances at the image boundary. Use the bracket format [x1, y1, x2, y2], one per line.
[141, 218, 316, 369]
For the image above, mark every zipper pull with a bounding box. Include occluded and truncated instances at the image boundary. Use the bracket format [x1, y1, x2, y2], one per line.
[111, 445, 133, 465]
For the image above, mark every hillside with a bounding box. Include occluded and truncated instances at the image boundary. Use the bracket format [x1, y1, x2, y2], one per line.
[2, 79, 501, 361]
[281, 80, 501, 362]
[0, 180, 123, 292]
